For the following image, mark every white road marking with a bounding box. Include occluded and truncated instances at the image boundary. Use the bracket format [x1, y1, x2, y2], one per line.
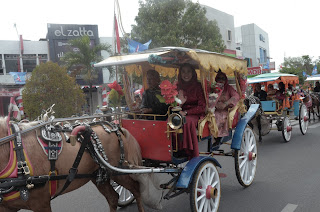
[281, 203, 298, 212]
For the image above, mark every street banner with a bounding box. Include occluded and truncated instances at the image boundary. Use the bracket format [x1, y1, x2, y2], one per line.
[312, 65, 318, 75]
[127, 39, 152, 53]
[9, 72, 27, 84]
[248, 67, 262, 76]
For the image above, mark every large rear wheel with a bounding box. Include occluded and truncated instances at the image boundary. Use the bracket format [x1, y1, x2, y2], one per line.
[299, 103, 308, 135]
[234, 127, 257, 187]
[190, 160, 221, 212]
[282, 116, 292, 142]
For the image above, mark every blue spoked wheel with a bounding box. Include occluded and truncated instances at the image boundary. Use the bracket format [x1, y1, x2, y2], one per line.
[234, 127, 257, 187]
[190, 160, 221, 212]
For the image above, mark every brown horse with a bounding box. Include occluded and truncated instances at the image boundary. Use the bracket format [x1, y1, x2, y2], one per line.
[0, 117, 160, 212]
[310, 93, 320, 120]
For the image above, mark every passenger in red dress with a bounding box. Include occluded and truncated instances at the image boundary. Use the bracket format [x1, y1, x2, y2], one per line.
[177, 64, 206, 159]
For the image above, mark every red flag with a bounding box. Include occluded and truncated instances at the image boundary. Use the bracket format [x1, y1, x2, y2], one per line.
[102, 87, 108, 106]
[114, 15, 121, 54]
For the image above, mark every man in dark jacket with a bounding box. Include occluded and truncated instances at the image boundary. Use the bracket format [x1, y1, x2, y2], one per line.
[140, 69, 168, 120]
[254, 83, 267, 101]
[314, 81, 320, 92]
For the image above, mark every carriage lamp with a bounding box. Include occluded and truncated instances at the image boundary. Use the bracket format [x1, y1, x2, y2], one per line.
[168, 113, 184, 129]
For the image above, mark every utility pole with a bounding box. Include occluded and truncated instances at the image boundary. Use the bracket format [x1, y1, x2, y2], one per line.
[14, 23, 23, 72]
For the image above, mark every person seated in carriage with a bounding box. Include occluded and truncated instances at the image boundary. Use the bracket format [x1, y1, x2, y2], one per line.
[314, 81, 320, 92]
[254, 83, 267, 101]
[275, 82, 286, 101]
[175, 64, 206, 159]
[267, 84, 277, 99]
[212, 70, 240, 148]
[140, 69, 169, 120]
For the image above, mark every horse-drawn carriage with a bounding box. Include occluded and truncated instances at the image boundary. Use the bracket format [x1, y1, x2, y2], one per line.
[247, 73, 309, 142]
[0, 47, 259, 212]
[305, 74, 320, 119]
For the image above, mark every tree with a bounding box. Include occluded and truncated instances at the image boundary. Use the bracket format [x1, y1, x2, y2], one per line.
[281, 55, 314, 84]
[22, 62, 86, 120]
[61, 35, 112, 114]
[131, 0, 226, 52]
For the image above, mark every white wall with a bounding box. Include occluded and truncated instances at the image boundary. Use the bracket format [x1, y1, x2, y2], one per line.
[235, 23, 270, 67]
[203, 5, 236, 50]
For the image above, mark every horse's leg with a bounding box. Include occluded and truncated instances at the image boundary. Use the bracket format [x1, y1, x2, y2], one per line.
[114, 176, 145, 212]
[0, 206, 18, 212]
[257, 115, 262, 142]
[27, 190, 52, 212]
[309, 108, 311, 121]
[92, 180, 119, 212]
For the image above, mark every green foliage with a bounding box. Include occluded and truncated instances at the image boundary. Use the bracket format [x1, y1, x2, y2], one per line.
[108, 89, 120, 107]
[131, 0, 225, 52]
[22, 62, 86, 119]
[61, 35, 112, 114]
[281, 55, 315, 85]
[61, 35, 112, 82]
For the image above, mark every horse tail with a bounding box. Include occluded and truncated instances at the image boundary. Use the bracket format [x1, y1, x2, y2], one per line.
[121, 128, 142, 166]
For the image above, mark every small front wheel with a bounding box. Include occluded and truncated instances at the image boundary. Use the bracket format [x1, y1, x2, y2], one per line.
[234, 126, 257, 187]
[190, 161, 221, 212]
[282, 116, 292, 142]
[299, 103, 308, 135]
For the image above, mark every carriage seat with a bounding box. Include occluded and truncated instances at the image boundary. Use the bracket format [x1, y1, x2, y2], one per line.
[198, 102, 241, 139]
[261, 100, 276, 112]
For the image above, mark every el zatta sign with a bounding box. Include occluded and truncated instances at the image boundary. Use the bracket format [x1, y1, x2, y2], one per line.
[247, 67, 262, 76]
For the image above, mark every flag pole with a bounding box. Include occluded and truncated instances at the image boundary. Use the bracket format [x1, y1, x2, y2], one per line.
[114, 0, 120, 82]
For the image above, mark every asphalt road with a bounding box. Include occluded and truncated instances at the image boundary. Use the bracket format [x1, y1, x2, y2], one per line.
[20, 119, 320, 212]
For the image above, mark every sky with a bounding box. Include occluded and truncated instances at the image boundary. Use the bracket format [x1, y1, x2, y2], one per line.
[1, 0, 319, 69]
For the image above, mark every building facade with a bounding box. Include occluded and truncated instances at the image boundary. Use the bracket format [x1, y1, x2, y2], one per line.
[0, 39, 49, 116]
[203, 5, 236, 51]
[235, 23, 270, 68]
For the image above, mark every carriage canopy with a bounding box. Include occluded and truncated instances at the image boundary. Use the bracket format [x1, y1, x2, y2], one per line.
[247, 73, 299, 85]
[305, 74, 320, 81]
[94, 47, 247, 77]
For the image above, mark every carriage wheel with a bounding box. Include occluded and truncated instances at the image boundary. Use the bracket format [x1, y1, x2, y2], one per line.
[190, 160, 221, 212]
[234, 127, 257, 187]
[299, 103, 309, 135]
[282, 117, 292, 142]
[112, 181, 135, 207]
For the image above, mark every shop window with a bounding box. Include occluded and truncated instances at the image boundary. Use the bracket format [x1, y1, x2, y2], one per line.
[227, 30, 232, 41]
[38, 54, 48, 64]
[23, 59, 37, 72]
[259, 48, 267, 63]
[0, 57, 3, 75]
[4, 54, 20, 72]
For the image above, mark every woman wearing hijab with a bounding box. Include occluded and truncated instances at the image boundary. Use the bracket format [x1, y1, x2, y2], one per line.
[214, 71, 240, 139]
[275, 82, 286, 103]
[177, 64, 206, 159]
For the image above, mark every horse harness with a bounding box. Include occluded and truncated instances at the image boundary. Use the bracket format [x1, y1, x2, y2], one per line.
[0, 121, 127, 202]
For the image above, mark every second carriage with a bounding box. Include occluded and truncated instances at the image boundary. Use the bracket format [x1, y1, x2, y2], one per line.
[247, 73, 309, 142]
